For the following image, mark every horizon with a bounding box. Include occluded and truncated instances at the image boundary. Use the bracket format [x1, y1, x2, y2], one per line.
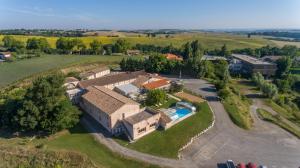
[1, 0, 300, 30]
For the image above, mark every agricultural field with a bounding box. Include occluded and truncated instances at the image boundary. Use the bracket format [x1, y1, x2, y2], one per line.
[0, 54, 128, 87]
[0, 32, 275, 50]
[270, 40, 300, 48]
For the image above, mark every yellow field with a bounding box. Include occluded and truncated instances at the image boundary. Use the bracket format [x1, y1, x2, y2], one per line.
[0, 32, 275, 50]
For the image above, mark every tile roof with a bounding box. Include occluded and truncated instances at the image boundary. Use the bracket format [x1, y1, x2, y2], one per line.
[78, 71, 148, 89]
[82, 86, 139, 115]
[124, 108, 159, 125]
[165, 53, 183, 61]
[232, 54, 273, 65]
[79, 66, 110, 78]
[143, 79, 170, 90]
[65, 77, 79, 83]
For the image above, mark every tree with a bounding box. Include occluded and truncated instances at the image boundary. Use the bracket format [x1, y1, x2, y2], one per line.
[26, 38, 50, 52]
[190, 40, 204, 59]
[90, 40, 103, 55]
[119, 57, 144, 71]
[276, 57, 291, 78]
[146, 89, 167, 106]
[56, 37, 77, 54]
[220, 44, 230, 57]
[182, 42, 193, 60]
[113, 39, 130, 53]
[214, 60, 230, 82]
[9, 73, 81, 133]
[2, 35, 25, 52]
[281, 45, 298, 57]
[144, 54, 168, 73]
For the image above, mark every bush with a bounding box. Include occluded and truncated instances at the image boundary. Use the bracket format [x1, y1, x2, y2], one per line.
[146, 89, 167, 106]
[218, 88, 230, 99]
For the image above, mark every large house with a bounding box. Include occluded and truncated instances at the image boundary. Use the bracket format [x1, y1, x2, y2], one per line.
[80, 86, 160, 140]
[230, 54, 277, 76]
[64, 70, 179, 141]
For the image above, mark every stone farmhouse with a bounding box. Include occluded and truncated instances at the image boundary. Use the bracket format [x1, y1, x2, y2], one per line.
[64, 70, 173, 141]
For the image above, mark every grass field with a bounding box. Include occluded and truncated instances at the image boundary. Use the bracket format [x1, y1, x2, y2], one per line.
[264, 100, 300, 128]
[270, 40, 300, 48]
[115, 102, 213, 158]
[0, 32, 274, 50]
[0, 54, 128, 87]
[222, 91, 253, 129]
[0, 124, 160, 168]
[257, 108, 300, 138]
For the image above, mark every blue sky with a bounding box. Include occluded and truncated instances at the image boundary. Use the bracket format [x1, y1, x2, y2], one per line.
[0, 0, 299, 29]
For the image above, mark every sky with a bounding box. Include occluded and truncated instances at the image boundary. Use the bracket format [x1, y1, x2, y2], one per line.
[0, 0, 300, 30]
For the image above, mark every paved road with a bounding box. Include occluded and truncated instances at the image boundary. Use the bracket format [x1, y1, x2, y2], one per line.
[172, 78, 300, 168]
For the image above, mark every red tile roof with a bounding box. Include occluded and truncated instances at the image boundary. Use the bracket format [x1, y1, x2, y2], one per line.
[143, 79, 170, 90]
[165, 53, 183, 61]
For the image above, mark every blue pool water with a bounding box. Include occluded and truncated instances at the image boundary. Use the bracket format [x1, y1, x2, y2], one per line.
[170, 108, 192, 120]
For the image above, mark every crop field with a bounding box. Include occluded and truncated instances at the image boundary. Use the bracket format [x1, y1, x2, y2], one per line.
[0, 54, 127, 87]
[0, 32, 274, 49]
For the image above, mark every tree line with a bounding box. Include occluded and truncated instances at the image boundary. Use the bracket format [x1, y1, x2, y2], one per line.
[1, 36, 132, 56]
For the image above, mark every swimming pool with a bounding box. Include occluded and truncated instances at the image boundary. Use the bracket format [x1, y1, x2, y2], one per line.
[169, 108, 192, 121]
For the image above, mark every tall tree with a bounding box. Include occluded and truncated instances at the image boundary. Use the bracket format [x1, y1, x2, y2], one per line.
[276, 57, 292, 78]
[90, 40, 103, 55]
[11, 73, 81, 133]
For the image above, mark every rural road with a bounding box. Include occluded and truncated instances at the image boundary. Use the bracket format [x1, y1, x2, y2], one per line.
[82, 77, 300, 168]
[173, 78, 300, 168]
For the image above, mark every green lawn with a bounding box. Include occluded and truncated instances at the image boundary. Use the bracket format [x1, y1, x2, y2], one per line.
[222, 92, 252, 129]
[45, 124, 160, 168]
[0, 54, 128, 87]
[257, 108, 300, 138]
[158, 97, 178, 109]
[115, 102, 213, 158]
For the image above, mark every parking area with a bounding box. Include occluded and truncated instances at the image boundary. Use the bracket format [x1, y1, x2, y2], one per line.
[167, 77, 300, 168]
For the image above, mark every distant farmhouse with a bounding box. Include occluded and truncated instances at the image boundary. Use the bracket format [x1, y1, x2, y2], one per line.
[63, 68, 195, 141]
[230, 54, 277, 76]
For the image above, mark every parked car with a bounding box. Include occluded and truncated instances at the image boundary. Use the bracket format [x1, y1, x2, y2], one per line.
[259, 166, 267, 168]
[237, 163, 246, 168]
[247, 162, 257, 168]
[227, 160, 235, 168]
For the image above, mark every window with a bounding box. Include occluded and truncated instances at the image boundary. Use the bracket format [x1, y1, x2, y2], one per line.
[150, 123, 156, 128]
[138, 127, 146, 133]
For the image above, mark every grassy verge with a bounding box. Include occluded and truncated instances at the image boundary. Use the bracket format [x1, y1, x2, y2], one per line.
[222, 92, 252, 129]
[45, 124, 160, 168]
[0, 124, 160, 168]
[257, 109, 300, 138]
[115, 102, 213, 158]
[264, 100, 300, 128]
